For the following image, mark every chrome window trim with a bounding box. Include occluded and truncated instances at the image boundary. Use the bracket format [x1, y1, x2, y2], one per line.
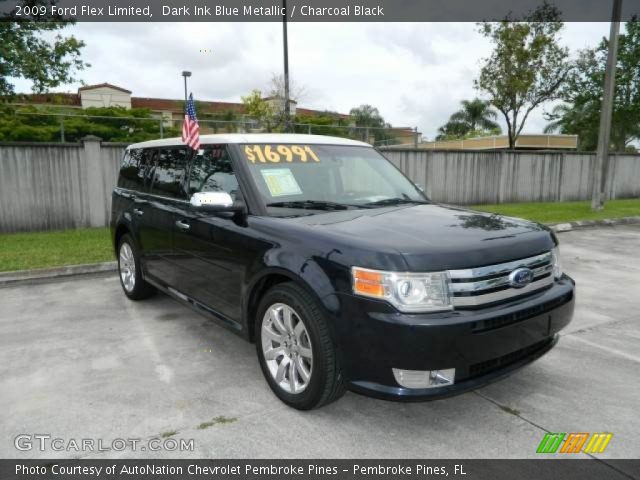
[115, 187, 190, 204]
[448, 252, 552, 280]
[451, 276, 553, 307]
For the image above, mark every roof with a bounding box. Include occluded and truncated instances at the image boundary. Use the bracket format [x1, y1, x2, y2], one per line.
[131, 97, 246, 114]
[7, 88, 350, 118]
[295, 107, 351, 120]
[11, 93, 81, 107]
[78, 83, 132, 94]
[262, 96, 298, 104]
[128, 134, 371, 150]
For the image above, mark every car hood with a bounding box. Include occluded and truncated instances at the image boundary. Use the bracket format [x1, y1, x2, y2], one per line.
[289, 203, 555, 271]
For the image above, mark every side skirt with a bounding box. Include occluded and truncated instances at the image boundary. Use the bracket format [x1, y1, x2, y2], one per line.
[144, 275, 248, 340]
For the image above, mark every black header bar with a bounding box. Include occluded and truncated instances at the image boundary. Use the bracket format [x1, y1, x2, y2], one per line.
[1, 0, 639, 22]
[1, 459, 639, 480]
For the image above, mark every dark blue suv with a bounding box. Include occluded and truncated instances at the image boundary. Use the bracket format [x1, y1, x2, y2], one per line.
[111, 134, 575, 410]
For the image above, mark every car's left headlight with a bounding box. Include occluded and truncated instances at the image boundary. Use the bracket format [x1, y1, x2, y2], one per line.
[351, 267, 452, 313]
[551, 246, 562, 279]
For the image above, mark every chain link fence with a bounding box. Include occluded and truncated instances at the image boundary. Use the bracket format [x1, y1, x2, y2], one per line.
[4, 111, 420, 147]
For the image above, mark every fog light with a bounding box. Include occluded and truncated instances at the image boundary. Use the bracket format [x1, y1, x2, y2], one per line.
[392, 368, 455, 389]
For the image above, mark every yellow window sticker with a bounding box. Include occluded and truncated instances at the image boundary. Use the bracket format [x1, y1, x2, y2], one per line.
[244, 145, 320, 163]
[260, 168, 303, 197]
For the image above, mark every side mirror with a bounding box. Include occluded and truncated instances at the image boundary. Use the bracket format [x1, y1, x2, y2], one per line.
[190, 191, 241, 212]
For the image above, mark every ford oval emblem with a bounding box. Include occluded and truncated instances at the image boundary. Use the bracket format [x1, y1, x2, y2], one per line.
[509, 267, 534, 288]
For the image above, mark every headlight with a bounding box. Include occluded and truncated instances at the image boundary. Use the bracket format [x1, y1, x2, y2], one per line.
[551, 246, 562, 279]
[351, 267, 452, 313]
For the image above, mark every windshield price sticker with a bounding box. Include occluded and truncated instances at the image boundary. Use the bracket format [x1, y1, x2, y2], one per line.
[260, 168, 303, 197]
[244, 145, 320, 164]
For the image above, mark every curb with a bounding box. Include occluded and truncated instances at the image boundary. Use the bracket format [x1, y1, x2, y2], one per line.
[548, 216, 640, 233]
[0, 261, 117, 287]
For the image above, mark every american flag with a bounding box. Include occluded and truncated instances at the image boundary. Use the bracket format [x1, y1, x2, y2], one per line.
[182, 93, 200, 150]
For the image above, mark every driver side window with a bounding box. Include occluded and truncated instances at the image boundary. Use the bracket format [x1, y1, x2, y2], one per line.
[188, 146, 239, 200]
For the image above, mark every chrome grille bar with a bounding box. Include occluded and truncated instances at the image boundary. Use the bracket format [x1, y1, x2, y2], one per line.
[448, 252, 554, 308]
[449, 264, 553, 294]
[448, 252, 552, 280]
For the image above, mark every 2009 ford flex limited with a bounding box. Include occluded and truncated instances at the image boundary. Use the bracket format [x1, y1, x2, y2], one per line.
[111, 134, 575, 410]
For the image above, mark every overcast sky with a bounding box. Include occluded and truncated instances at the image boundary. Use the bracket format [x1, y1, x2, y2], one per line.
[12, 22, 612, 139]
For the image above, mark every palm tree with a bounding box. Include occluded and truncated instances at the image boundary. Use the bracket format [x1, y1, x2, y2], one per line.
[437, 99, 501, 140]
[349, 104, 385, 128]
[543, 102, 599, 151]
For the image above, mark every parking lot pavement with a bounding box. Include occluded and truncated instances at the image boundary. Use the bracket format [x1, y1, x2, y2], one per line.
[0, 226, 638, 463]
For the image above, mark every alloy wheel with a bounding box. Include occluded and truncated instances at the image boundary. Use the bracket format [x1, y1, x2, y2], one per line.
[119, 242, 136, 292]
[261, 303, 313, 394]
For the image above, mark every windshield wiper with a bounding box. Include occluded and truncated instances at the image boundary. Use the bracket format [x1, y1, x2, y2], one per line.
[266, 200, 356, 211]
[364, 197, 429, 207]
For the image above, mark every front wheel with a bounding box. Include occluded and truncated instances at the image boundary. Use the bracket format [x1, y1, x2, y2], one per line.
[256, 283, 345, 410]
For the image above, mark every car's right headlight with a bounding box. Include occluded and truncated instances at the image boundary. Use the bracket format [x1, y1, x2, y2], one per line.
[551, 246, 562, 279]
[351, 267, 452, 313]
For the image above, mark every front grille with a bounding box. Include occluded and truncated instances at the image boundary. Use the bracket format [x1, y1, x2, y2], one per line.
[468, 338, 554, 378]
[448, 252, 554, 308]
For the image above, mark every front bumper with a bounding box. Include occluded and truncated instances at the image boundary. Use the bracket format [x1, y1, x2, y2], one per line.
[332, 275, 575, 401]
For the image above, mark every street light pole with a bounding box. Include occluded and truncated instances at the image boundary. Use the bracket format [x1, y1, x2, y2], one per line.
[591, 0, 622, 211]
[282, 0, 291, 133]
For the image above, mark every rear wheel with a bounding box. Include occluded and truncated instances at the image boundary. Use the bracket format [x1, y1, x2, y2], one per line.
[256, 283, 345, 410]
[117, 234, 156, 300]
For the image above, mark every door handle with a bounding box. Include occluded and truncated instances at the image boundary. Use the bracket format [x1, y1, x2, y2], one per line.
[175, 220, 191, 231]
[133, 208, 144, 216]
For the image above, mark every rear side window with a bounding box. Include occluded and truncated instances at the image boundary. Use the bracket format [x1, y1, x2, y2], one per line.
[149, 148, 189, 199]
[187, 146, 240, 200]
[117, 148, 144, 191]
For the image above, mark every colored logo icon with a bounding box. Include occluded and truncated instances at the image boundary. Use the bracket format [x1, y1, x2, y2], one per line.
[536, 432, 613, 454]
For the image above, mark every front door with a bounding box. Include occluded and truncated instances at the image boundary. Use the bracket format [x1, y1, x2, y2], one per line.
[172, 145, 249, 323]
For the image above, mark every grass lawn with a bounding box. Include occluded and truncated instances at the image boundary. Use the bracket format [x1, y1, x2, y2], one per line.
[472, 198, 640, 224]
[1, 199, 639, 273]
[0, 227, 113, 273]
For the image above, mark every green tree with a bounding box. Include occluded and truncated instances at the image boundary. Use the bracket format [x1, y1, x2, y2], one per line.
[475, 3, 571, 148]
[293, 113, 351, 138]
[1, 2, 88, 96]
[241, 89, 276, 131]
[0, 105, 177, 143]
[349, 104, 392, 143]
[437, 98, 501, 140]
[349, 104, 386, 128]
[544, 19, 640, 152]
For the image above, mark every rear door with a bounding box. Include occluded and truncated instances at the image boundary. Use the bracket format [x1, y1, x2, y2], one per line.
[137, 147, 189, 286]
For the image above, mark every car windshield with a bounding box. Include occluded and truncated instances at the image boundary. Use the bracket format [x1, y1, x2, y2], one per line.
[240, 143, 428, 216]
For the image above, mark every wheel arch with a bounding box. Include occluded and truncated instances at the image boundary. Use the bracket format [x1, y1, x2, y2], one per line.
[244, 266, 336, 343]
[113, 222, 131, 255]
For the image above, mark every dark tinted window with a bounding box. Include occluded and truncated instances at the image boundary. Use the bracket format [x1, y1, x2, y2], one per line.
[188, 146, 239, 200]
[137, 149, 156, 192]
[117, 149, 144, 191]
[150, 148, 189, 199]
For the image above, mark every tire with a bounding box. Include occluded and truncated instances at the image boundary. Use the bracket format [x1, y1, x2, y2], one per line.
[117, 234, 156, 300]
[256, 282, 345, 410]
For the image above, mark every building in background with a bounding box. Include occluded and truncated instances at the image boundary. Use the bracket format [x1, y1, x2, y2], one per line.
[415, 134, 578, 150]
[9, 83, 351, 131]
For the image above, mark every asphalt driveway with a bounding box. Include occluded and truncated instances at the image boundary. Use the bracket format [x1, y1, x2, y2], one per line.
[1, 225, 638, 464]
